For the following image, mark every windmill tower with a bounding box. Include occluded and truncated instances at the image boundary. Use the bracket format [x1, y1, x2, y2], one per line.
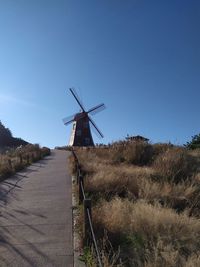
[63, 88, 105, 147]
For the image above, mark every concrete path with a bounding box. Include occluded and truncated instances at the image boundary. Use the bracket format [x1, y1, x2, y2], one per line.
[0, 150, 73, 267]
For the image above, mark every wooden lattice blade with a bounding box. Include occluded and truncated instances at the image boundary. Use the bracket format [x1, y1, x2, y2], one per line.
[87, 103, 106, 116]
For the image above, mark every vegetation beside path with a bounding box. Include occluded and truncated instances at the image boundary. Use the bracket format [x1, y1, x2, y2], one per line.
[0, 144, 51, 182]
[0, 120, 51, 182]
[69, 139, 200, 267]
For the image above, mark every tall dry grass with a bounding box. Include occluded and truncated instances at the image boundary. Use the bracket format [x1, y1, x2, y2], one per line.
[71, 140, 200, 266]
[153, 147, 198, 183]
[0, 144, 50, 181]
[104, 142, 154, 165]
[93, 198, 200, 267]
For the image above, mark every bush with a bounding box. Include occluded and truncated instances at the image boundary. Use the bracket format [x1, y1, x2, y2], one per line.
[41, 147, 51, 157]
[13, 162, 24, 172]
[153, 148, 197, 183]
[152, 143, 174, 157]
[0, 165, 13, 179]
[123, 141, 153, 165]
[185, 134, 200, 150]
[110, 145, 125, 164]
[109, 142, 154, 166]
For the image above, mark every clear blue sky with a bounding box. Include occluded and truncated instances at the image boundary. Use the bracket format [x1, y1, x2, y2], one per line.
[0, 0, 199, 148]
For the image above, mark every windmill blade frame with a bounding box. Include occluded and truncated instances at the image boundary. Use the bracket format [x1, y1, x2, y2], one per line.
[69, 88, 85, 112]
[89, 116, 104, 138]
[87, 103, 106, 116]
[62, 114, 76, 125]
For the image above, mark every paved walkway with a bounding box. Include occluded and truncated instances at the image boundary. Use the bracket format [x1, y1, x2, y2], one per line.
[0, 150, 73, 267]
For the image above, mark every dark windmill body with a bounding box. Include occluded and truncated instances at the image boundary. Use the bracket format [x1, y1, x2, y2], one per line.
[69, 113, 94, 146]
[63, 88, 105, 147]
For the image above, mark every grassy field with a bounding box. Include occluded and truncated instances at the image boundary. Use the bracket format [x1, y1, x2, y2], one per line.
[70, 141, 200, 267]
[0, 144, 51, 181]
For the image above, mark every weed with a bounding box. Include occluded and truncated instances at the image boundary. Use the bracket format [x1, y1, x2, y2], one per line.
[79, 246, 95, 267]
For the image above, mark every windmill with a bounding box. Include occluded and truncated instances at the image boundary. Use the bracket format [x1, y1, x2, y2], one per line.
[63, 88, 105, 147]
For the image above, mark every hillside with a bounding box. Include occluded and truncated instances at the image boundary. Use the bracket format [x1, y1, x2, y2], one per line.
[0, 121, 28, 149]
[70, 139, 200, 267]
[0, 121, 50, 181]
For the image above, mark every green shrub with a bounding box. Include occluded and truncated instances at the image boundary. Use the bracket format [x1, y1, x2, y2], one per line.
[185, 134, 200, 150]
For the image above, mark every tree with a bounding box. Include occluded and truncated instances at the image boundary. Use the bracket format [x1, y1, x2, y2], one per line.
[0, 121, 28, 147]
[185, 134, 200, 150]
[0, 121, 12, 146]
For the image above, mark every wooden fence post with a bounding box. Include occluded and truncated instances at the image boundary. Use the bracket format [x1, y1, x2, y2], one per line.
[26, 155, 30, 164]
[19, 154, 22, 164]
[84, 198, 92, 246]
[79, 175, 84, 204]
[8, 159, 12, 169]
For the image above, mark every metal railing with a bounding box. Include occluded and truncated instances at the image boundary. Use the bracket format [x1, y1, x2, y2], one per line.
[72, 149, 103, 267]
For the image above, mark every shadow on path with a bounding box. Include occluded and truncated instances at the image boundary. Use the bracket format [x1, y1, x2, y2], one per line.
[0, 151, 73, 266]
[0, 154, 53, 205]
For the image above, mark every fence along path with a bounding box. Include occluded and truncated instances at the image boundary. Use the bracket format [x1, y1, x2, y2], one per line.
[72, 150, 103, 267]
[0, 150, 73, 267]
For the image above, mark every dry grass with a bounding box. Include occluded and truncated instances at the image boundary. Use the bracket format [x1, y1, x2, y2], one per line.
[93, 198, 200, 267]
[85, 164, 154, 202]
[0, 144, 50, 181]
[122, 142, 154, 165]
[71, 141, 200, 266]
[153, 147, 198, 183]
[101, 142, 154, 165]
[139, 178, 200, 213]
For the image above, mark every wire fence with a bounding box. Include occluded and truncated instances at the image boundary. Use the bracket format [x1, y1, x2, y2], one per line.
[72, 149, 103, 267]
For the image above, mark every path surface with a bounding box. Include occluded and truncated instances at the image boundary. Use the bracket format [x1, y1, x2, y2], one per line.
[0, 150, 73, 267]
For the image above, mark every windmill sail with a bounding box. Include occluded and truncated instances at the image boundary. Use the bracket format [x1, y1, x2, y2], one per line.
[88, 103, 106, 116]
[89, 116, 104, 138]
[62, 114, 76, 125]
[69, 88, 85, 112]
